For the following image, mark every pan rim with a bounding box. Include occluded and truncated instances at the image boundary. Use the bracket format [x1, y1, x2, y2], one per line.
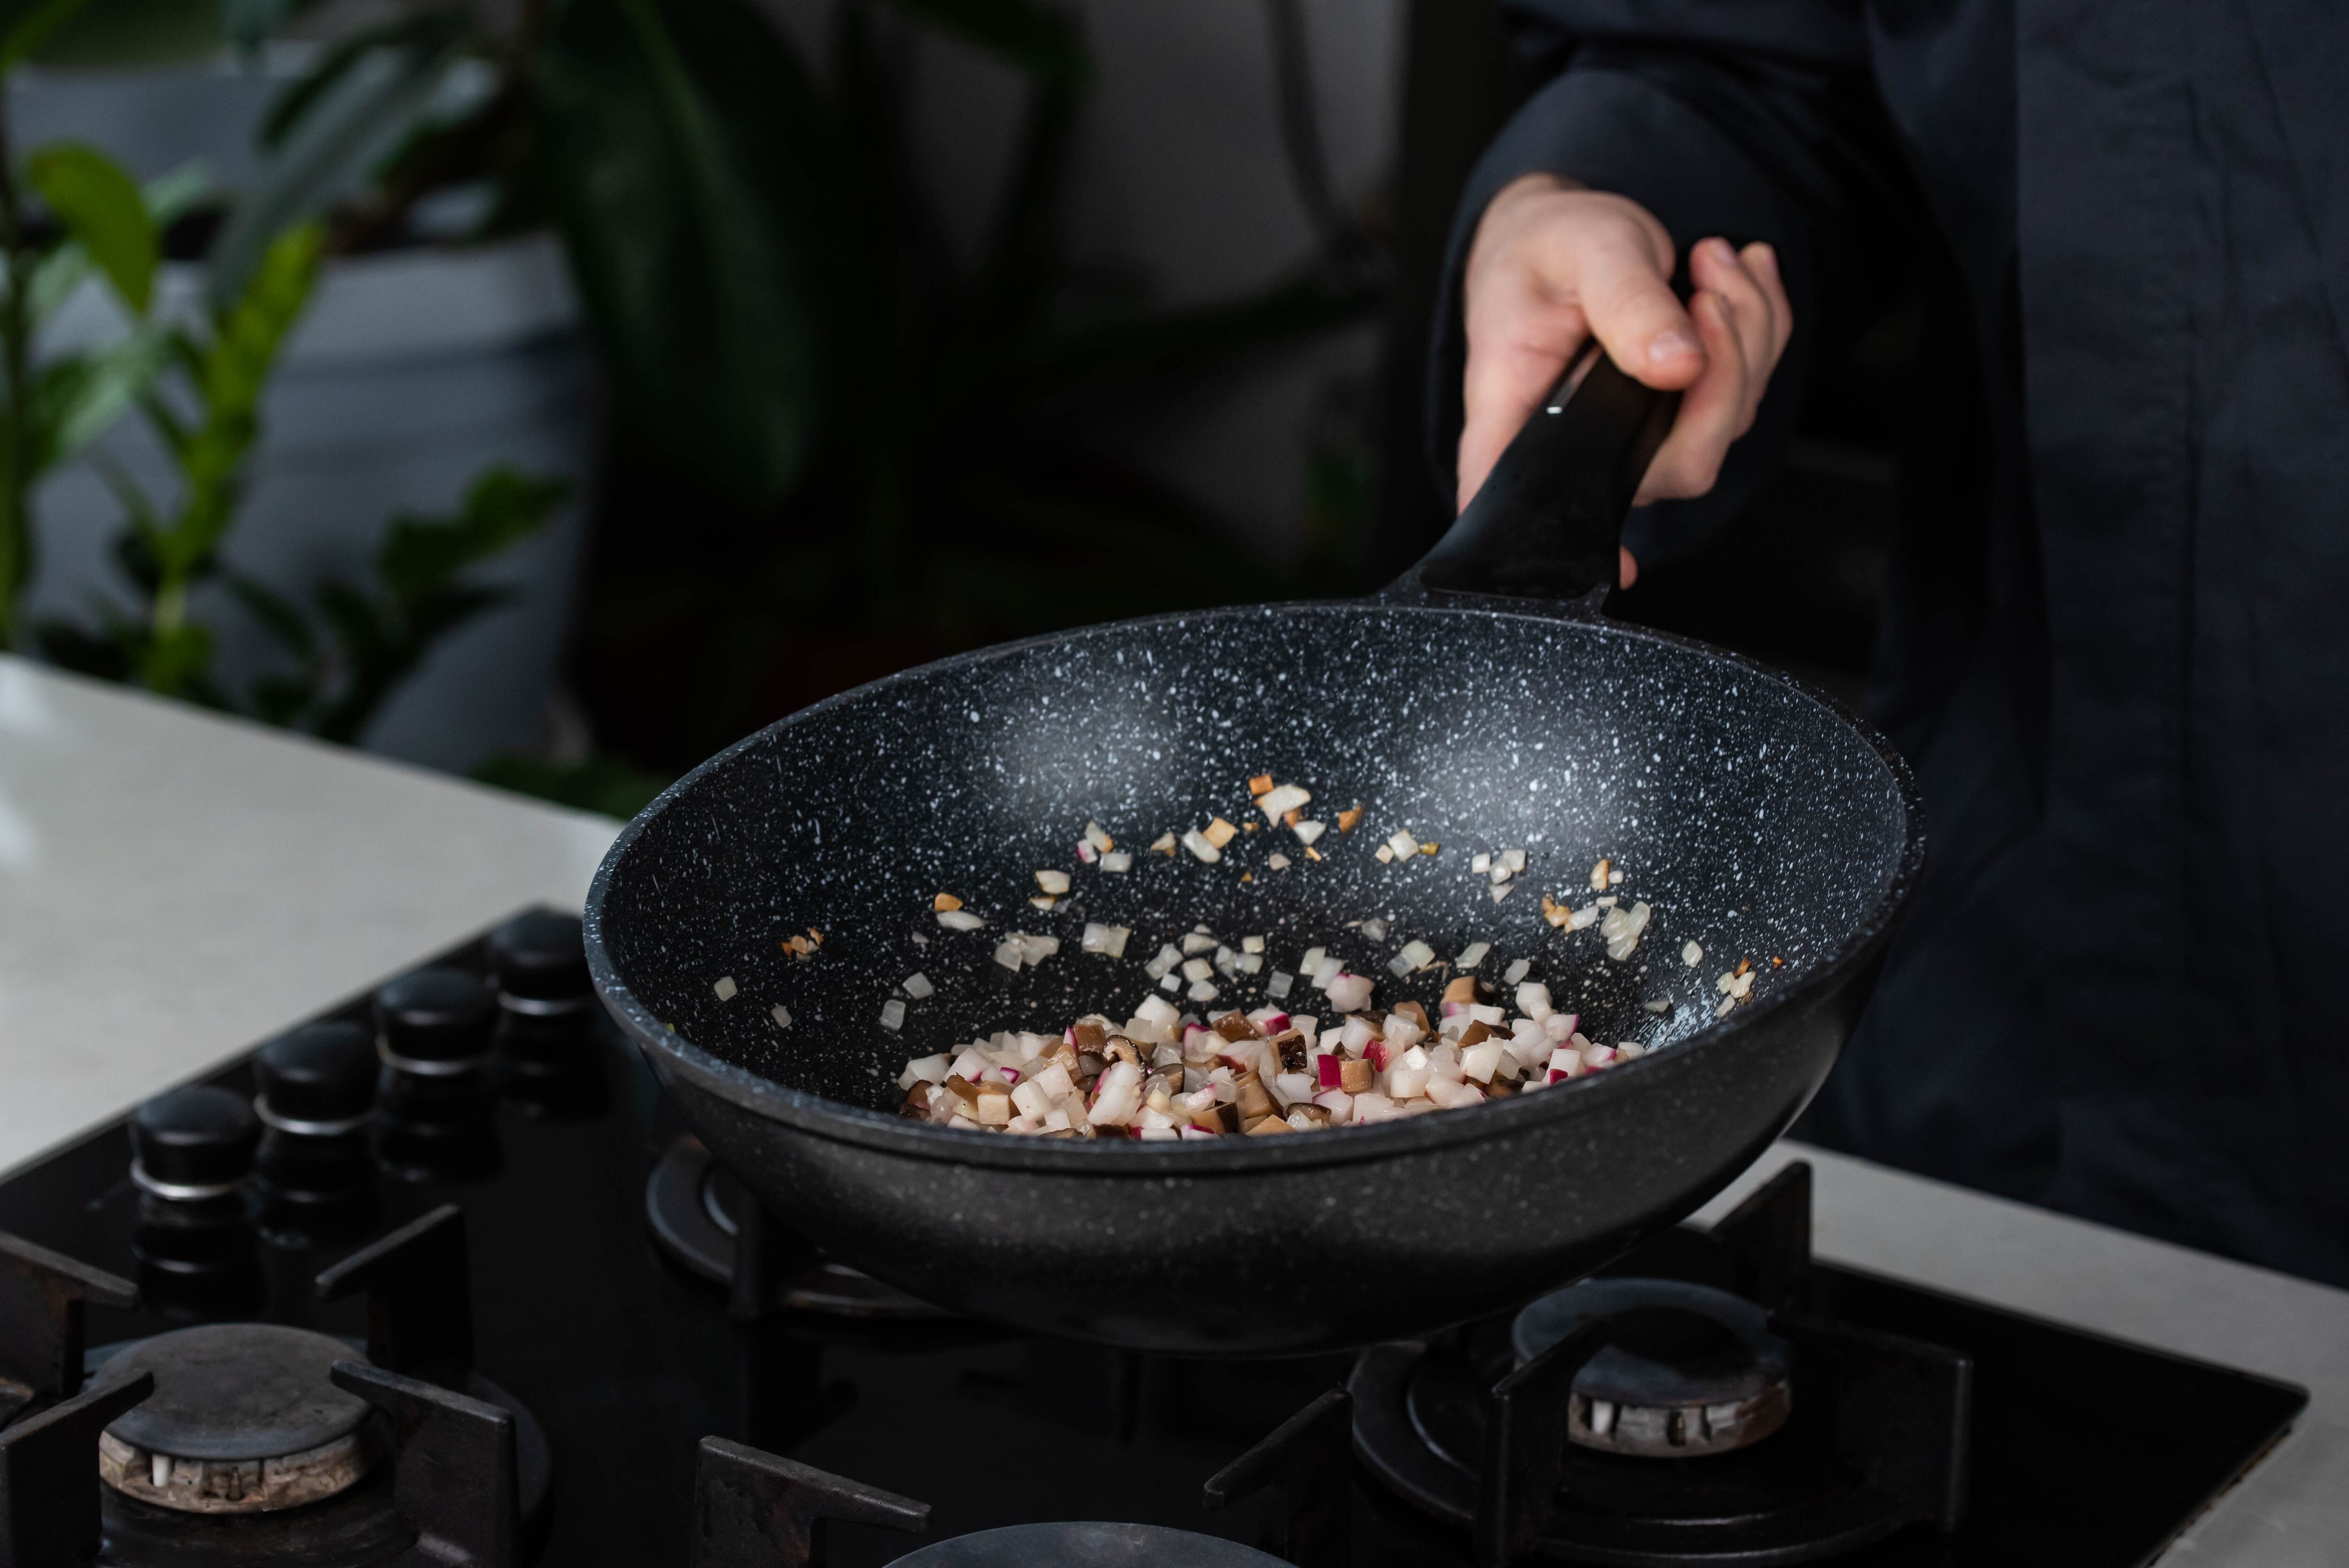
[585, 598, 1927, 1173]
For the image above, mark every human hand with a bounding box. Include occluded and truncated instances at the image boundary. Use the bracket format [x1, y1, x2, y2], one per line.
[1456, 175, 1791, 586]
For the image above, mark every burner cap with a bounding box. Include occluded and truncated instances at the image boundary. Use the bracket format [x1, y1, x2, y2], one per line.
[1511, 1278, 1791, 1458]
[889, 1522, 1286, 1566]
[90, 1325, 375, 1514]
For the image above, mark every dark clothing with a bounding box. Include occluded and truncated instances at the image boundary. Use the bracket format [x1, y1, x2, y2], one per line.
[1432, 1, 2349, 1283]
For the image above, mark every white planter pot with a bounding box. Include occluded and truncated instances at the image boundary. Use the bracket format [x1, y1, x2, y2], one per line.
[13, 62, 597, 774]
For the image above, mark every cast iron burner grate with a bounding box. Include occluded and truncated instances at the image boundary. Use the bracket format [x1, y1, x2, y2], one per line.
[1351, 1164, 1970, 1566]
[0, 1206, 547, 1567]
[684, 1382, 1352, 1568]
[645, 1138, 949, 1321]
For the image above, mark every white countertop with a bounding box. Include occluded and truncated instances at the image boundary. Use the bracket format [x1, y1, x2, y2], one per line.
[0, 656, 618, 1171]
[1, 654, 2342, 1562]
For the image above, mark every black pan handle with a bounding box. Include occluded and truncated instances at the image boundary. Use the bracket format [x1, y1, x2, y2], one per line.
[1394, 339, 1679, 606]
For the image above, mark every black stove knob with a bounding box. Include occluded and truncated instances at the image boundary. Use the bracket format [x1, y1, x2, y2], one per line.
[131, 1086, 259, 1198]
[376, 968, 497, 1071]
[490, 911, 591, 1009]
[256, 1022, 377, 1133]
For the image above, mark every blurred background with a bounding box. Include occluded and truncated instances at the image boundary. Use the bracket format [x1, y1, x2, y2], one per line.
[0, 0, 1910, 815]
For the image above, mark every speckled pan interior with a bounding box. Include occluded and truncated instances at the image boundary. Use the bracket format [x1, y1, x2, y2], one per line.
[591, 599, 1915, 1122]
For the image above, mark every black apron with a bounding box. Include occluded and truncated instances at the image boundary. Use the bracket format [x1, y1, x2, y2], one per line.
[1430, 0, 2349, 1285]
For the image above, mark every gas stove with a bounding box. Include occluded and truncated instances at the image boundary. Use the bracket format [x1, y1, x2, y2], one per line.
[0, 910, 2307, 1566]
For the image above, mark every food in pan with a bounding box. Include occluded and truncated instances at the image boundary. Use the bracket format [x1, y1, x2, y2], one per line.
[894, 970, 1666, 1139]
[705, 770, 1769, 1136]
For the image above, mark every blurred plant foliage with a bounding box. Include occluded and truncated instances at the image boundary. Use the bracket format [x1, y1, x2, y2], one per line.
[0, 0, 561, 736]
[227, 0, 1387, 763]
[0, 0, 194, 652]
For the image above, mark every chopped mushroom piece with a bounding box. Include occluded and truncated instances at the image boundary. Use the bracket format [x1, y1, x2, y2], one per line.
[1337, 805, 1365, 833]
[1202, 817, 1239, 849]
[1248, 774, 1276, 797]
[1084, 822, 1114, 852]
[1590, 858, 1612, 892]
[1150, 832, 1179, 854]
[934, 893, 964, 911]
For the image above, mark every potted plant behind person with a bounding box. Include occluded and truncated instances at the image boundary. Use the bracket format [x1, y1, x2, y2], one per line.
[13, 0, 596, 770]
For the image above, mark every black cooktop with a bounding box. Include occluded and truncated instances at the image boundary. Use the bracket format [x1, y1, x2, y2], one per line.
[0, 913, 2306, 1567]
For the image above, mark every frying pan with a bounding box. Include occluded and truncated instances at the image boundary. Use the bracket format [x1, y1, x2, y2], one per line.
[584, 344, 1924, 1355]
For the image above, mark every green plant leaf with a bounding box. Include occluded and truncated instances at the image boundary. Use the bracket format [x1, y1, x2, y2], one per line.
[0, 0, 95, 69]
[209, 37, 451, 309]
[27, 326, 172, 470]
[535, 0, 822, 507]
[23, 161, 211, 326]
[375, 466, 567, 598]
[26, 143, 158, 312]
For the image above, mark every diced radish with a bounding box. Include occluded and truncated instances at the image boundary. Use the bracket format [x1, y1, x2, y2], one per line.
[1100, 851, 1133, 873]
[1326, 972, 1374, 1012]
[1366, 1040, 1394, 1071]
[1514, 981, 1553, 1020]
[1317, 1055, 1343, 1088]
[1503, 957, 1532, 985]
[1460, 1040, 1504, 1083]
[1313, 1090, 1353, 1118]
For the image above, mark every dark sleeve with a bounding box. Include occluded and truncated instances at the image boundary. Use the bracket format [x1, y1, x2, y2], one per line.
[1428, 28, 1911, 566]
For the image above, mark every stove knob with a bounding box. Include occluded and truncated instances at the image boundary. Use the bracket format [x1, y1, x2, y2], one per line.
[490, 910, 591, 1010]
[376, 968, 497, 1073]
[256, 1021, 377, 1134]
[131, 1085, 259, 1200]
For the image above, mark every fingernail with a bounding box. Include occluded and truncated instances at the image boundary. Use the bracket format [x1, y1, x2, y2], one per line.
[1649, 329, 1699, 364]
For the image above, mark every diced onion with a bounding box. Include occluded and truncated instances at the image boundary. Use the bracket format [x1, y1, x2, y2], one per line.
[1099, 851, 1132, 873]
[879, 999, 907, 1031]
[937, 909, 986, 931]
[1503, 957, 1531, 985]
[712, 976, 737, 1001]
[1035, 869, 1071, 894]
[770, 1005, 792, 1030]
[903, 972, 933, 999]
[1457, 942, 1491, 970]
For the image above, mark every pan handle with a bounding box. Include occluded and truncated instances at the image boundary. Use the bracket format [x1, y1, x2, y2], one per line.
[1390, 339, 1679, 610]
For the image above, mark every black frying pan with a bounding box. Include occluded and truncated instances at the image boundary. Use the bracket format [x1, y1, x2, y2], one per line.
[584, 345, 1924, 1355]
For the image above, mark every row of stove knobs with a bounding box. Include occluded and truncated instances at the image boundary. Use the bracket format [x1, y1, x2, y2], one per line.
[126, 912, 601, 1306]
